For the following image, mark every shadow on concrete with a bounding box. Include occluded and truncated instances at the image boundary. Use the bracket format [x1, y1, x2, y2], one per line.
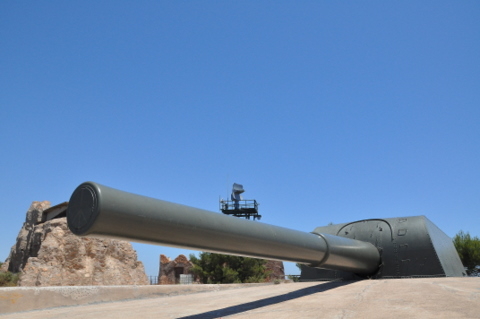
[178, 281, 355, 319]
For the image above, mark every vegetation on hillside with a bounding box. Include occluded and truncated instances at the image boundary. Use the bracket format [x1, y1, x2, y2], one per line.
[453, 231, 480, 276]
[0, 262, 20, 287]
[189, 252, 269, 284]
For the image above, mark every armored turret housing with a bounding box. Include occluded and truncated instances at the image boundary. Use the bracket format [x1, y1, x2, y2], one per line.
[301, 216, 466, 280]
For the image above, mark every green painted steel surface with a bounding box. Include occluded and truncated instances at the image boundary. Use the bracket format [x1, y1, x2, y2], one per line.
[67, 182, 380, 275]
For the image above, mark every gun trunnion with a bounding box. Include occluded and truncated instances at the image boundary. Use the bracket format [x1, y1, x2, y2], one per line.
[67, 182, 465, 280]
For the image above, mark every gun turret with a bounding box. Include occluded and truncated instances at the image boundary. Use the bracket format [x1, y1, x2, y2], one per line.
[66, 182, 465, 279]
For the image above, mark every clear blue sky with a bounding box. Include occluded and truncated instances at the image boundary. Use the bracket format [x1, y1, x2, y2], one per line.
[1, 1, 479, 277]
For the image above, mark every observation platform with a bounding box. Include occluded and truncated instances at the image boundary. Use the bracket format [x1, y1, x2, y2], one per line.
[220, 199, 261, 220]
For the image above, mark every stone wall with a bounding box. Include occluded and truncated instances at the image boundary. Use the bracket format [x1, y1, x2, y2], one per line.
[265, 260, 285, 280]
[158, 254, 195, 284]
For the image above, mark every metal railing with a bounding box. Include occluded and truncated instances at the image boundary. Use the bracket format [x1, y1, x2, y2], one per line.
[220, 199, 259, 212]
[149, 276, 158, 285]
[219, 199, 261, 220]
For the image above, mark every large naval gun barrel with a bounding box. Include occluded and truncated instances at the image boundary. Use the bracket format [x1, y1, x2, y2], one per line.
[67, 182, 380, 275]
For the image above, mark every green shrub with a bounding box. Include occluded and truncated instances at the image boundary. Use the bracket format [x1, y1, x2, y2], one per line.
[0, 271, 20, 287]
[190, 252, 268, 284]
[454, 231, 480, 276]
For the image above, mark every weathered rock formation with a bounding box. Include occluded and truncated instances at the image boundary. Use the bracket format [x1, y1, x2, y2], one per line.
[158, 254, 196, 284]
[2, 201, 149, 286]
[265, 260, 285, 281]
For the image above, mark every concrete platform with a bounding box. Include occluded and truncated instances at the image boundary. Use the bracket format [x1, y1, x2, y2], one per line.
[1, 278, 479, 318]
[0, 283, 267, 315]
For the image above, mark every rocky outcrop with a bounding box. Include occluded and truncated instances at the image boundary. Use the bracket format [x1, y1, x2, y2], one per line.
[1, 201, 51, 274]
[2, 202, 149, 286]
[265, 260, 285, 280]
